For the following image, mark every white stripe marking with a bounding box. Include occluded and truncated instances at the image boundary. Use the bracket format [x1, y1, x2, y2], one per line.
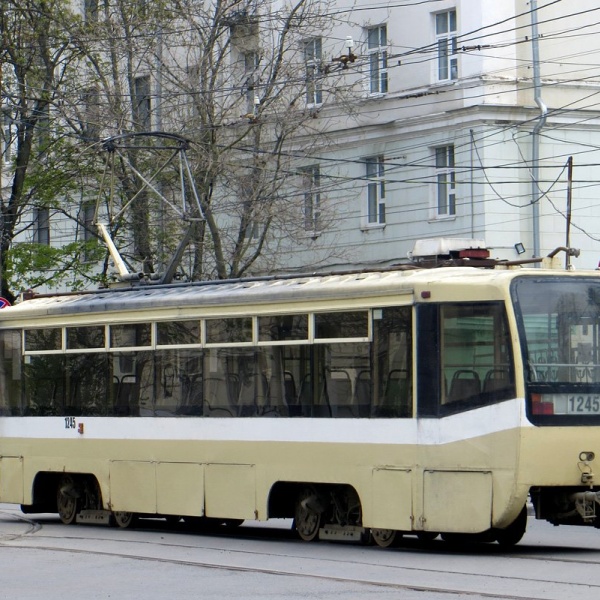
[0, 399, 528, 445]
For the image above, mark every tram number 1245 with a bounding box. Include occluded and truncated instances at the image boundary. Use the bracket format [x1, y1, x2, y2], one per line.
[569, 396, 600, 414]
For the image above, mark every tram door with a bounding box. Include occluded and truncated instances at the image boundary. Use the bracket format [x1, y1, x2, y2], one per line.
[416, 302, 516, 533]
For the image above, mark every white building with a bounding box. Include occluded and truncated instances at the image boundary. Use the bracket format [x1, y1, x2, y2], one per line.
[4, 0, 600, 294]
[282, 0, 600, 271]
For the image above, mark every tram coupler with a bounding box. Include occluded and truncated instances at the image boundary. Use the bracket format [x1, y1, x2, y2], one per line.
[569, 490, 600, 523]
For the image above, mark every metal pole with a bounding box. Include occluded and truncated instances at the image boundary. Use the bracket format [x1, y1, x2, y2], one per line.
[470, 129, 475, 237]
[565, 156, 573, 269]
[531, 0, 547, 260]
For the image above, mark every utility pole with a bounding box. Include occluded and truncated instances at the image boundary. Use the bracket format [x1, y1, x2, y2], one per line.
[530, 0, 547, 260]
[565, 156, 573, 270]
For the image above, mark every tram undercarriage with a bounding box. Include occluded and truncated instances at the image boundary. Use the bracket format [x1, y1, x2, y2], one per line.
[20, 472, 530, 548]
[531, 486, 600, 527]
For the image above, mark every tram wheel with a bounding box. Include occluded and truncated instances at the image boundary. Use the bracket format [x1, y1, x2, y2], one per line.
[112, 511, 137, 529]
[294, 488, 322, 542]
[57, 474, 79, 525]
[371, 528, 402, 548]
[494, 505, 527, 547]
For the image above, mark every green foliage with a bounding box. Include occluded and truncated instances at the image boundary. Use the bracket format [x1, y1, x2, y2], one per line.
[6, 242, 108, 293]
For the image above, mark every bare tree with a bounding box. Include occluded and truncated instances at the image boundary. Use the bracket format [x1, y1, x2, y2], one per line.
[74, 0, 353, 282]
[0, 0, 356, 296]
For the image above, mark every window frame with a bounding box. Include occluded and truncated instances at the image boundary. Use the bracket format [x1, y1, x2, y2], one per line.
[243, 50, 260, 114]
[83, 0, 99, 24]
[300, 164, 321, 234]
[366, 24, 388, 95]
[33, 207, 50, 246]
[364, 155, 386, 227]
[304, 37, 323, 106]
[434, 145, 456, 218]
[133, 74, 151, 130]
[435, 9, 458, 82]
[3, 111, 12, 162]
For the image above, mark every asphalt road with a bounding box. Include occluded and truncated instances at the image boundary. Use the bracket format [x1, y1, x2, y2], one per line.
[1, 504, 600, 600]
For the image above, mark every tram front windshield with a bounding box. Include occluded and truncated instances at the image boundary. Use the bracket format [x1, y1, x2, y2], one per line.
[512, 276, 600, 423]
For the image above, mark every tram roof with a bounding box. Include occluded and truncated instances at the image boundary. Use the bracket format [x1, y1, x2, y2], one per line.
[0, 266, 592, 320]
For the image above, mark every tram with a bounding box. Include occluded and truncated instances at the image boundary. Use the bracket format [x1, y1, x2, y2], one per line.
[1, 245, 600, 547]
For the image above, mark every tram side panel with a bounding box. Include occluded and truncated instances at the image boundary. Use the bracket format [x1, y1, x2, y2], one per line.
[0, 454, 24, 505]
[414, 300, 525, 534]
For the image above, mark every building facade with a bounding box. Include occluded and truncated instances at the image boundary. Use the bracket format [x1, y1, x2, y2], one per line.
[3, 0, 600, 295]
[282, 0, 600, 271]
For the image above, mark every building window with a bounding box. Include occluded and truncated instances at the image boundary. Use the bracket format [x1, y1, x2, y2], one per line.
[243, 51, 260, 114]
[245, 220, 260, 240]
[300, 165, 321, 232]
[435, 145, 456, 216]
[304, 38, 323, 105]
[365, 156, 385, 225]
[36, 105, 50, 154]
[81, 202, 97, 260]
[435, 9, 457, 81]
[84, 0, 98, 23]
[2, 112, 12, 162]
[82, 88, 100, 141]
[34, 208, 50, 245]
[133, 75, 151, 130]
[367, 25, 388, 94]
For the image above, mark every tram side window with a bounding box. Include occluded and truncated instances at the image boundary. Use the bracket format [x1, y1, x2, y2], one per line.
[154, 348, 203, 416]
[66, 325, 105, 349]
[65, 354, 110, 415]
[258, 315, 308, 342]
[157, 320, 200, 346]
[0, 330, 22, 415]
[24, 328, 61, 352]
[314, 311, 368, 339]
[110, 323, 151, 348]
[21, 346, 151, 417]
[203, 348, 247, 416]
[111, 351, 152, 416]
[418, 302, 515, 417]
[372, 306, 413, 418]
[201, 347, 289, 417]
[206, 318, 252, 344]
[24, 355, 66, 415]
[322, 342, 371, 418]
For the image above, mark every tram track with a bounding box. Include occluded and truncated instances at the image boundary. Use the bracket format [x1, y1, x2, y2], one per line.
[0, 509, 42, 540]
[0, 544, 553, 600]
[1, 514, 600, 600]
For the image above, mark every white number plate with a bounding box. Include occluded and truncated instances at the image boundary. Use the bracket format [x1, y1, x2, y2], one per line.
[567, 395, 600, 414]
[544, 394, 600, 414]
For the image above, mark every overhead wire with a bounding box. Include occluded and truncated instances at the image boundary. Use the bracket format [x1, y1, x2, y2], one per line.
[6, 0, 600, 242]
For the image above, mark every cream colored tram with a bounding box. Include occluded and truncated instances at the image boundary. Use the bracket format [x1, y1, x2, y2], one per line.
[1, 266, 600, 547]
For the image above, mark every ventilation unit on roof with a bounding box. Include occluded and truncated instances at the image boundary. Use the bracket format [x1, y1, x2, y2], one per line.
[409, 238, 488, 261]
